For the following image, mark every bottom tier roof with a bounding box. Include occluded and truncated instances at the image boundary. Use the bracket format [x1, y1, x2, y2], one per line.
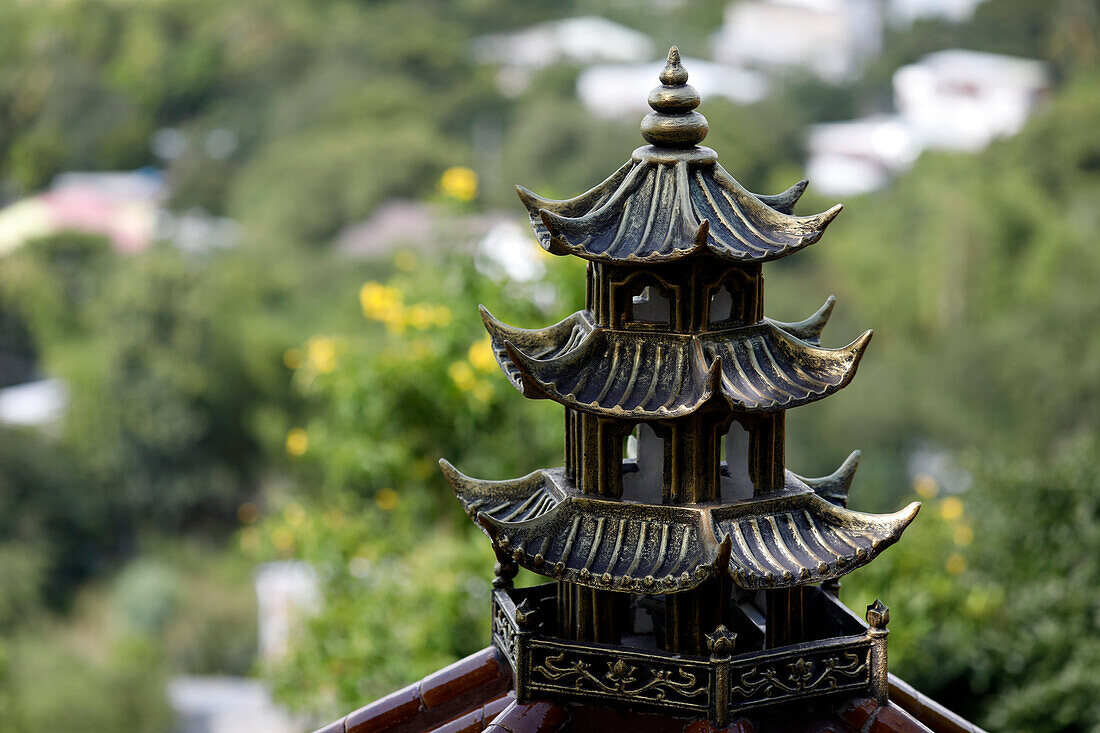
[440, 460, 919, 594]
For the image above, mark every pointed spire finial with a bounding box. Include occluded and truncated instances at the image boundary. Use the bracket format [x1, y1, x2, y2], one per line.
[660, 46, 688, 86]
[641, 45, 708, 148]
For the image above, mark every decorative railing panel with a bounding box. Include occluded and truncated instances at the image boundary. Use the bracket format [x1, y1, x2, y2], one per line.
[491, 586, 882, 725]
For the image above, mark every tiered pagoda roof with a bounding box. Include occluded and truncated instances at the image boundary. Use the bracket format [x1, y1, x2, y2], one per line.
[443, 460, 919, 593]
[481, 307, 872, 418]
[517, 153, 841, 264]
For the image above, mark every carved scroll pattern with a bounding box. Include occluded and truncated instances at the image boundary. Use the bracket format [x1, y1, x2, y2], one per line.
[729, 650, 868, 707]
[491, 599, 519, 663]
[528, 646, 710, 712]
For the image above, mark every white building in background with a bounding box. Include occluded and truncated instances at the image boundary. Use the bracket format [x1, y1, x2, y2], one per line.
[893, 49, 1049, 152]
[0, 378, 68, 428]
[474, 16, 654, 96]
[577, 57, 769, 119]
[712, 0, 883, 82]
[887, 0, 987, 26]
[806, 49, 1049, 195]
[806, 116, 920, 196]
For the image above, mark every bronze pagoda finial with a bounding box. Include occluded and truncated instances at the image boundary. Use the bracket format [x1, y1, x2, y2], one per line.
[642, 46, 708, 148]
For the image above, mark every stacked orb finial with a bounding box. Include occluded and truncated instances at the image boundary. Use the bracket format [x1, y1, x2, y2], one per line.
[641, 46, 709, 148]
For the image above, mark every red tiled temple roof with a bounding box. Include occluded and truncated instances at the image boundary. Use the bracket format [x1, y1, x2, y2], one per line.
[312, 647, 985, 733]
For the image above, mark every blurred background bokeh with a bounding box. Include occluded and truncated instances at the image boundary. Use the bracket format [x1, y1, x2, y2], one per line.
[0, 1, 1096, 731]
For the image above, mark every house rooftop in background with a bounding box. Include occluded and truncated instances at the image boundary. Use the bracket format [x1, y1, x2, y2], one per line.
[887, 0, 988, 26]
[0, 378, 67, 428]
[894, 49, 1049, 152]
[314, 47, 986, 733]
[0, 168, 238, 255]
[712, 0, 883, 82]
[474, 16, 654, 96]
[806, 49, 1049, 195]
[0, 169, 163, 255]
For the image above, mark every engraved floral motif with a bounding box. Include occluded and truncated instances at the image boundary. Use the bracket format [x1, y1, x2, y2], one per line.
[730, 651, 866, 702]
[532, 651, 707, 703]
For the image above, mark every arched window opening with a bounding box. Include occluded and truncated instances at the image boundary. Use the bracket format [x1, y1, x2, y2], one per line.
[629, 284, 671, 325]
[622, 423, 664, 504]
[720, 420, 753, 501]
[709, 285, 734, 325]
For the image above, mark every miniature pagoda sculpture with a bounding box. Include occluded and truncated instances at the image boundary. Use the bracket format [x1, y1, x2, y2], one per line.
[441, 48, 920, 725]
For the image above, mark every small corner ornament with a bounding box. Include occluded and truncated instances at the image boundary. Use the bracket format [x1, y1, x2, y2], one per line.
[514, 598, 538, 630]
[706, 625, 737, 660]
[866, 599, 891, 630]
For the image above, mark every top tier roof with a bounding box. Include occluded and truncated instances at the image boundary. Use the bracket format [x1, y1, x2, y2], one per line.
[516, 48, 843, 265]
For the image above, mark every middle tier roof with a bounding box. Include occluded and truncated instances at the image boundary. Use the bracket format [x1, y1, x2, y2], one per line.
[481, 307, 872, 418]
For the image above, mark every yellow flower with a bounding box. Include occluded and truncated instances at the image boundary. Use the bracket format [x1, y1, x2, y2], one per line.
[468, 338, 497, 373]
[359, 282, 402, 322]
[306, 336, 337, 373]
[395, 250, 417, 272]
[440, 166, 478, 202]
[286, 428, 309, 456]
[432, 305, 452, 327]
[284, 502, 306, 527]
[448, 361, 476, 391]
[408, 303, 436, 330]
[940, 496, 964, 521]
[283, 348, 303, 370]
[376, 488, 398, 511]
[383, 312, 407, 334]
[913, 473, 939, 498]
[946, 553, 967, 575]
[953, 522, 974, 547]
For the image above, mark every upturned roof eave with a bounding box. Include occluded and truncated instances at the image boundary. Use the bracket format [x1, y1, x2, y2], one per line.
[439, 461, 919, 593]
[481, 309, 872, 419]
[516, 151, 840, 265]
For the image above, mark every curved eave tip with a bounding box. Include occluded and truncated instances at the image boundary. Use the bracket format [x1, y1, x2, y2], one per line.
[847, 329, 874, 357]
[501, 340, 551, 397]
[843, 448, 862, 469]
[703, 355, 723, 395]
[900, 500, 922, 522]
[535, 210, 574, 256]
[821, 202, 844, 226]
[474, 511, 499, 538]
[514, 184, 543, 213]
[478, 303, 499, 329]
[692, 219, 711, 253]
[439, 457, 469, 489]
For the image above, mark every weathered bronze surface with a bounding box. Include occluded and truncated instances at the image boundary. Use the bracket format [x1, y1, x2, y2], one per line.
[440, 46, 920, 723]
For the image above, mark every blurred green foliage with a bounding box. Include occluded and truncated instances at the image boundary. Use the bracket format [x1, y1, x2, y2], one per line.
[0, 0, 1096, 731]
